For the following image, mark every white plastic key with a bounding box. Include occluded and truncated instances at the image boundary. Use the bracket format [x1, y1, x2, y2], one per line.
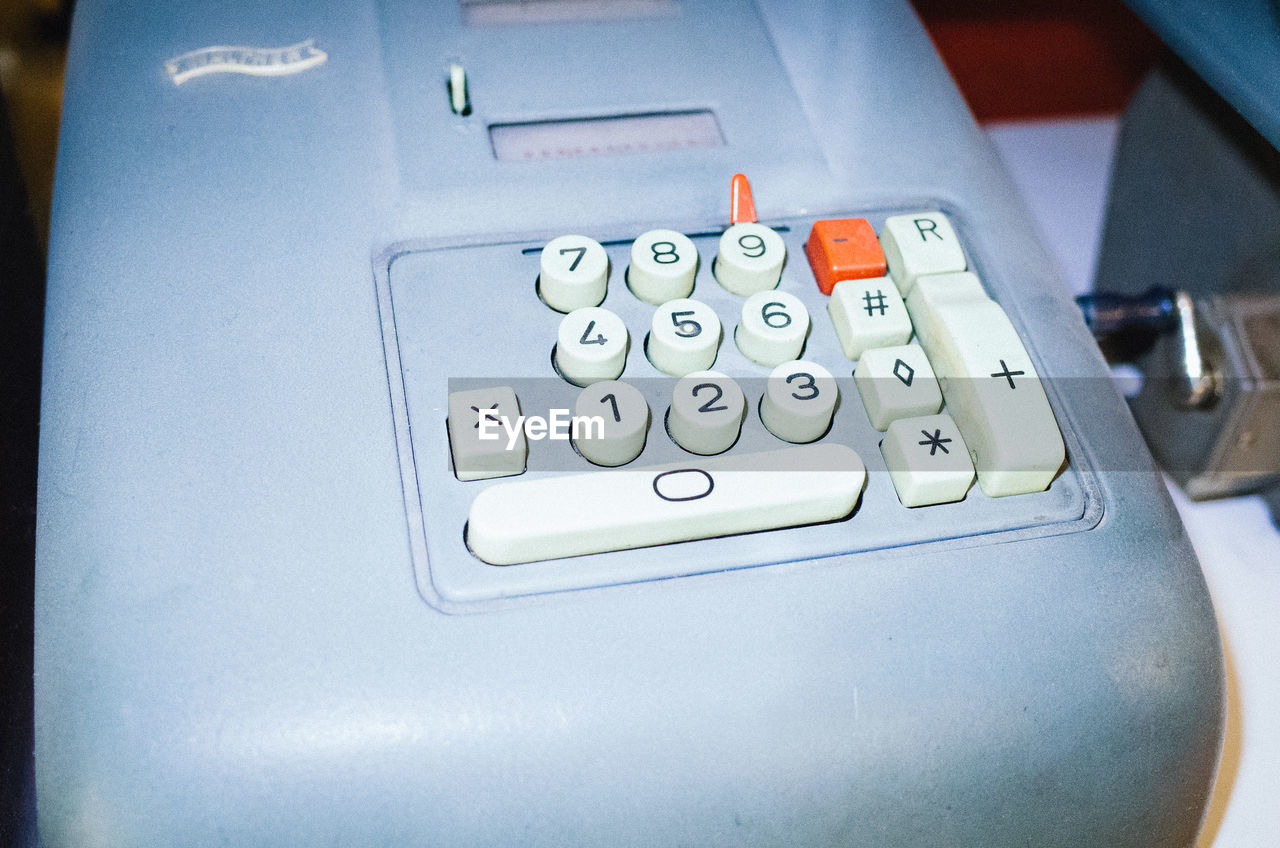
[880, 413, 975, 507]
[629, 229, 699, 305]
[668, 371, 746, 455]
[735, 289, 809, 367]
[853, 344, 942, 430]
[467, 443, 867, 565]
[880, 211, 967, 294]
[905, 273, 1066, 496]
[555, 306, 629, 386]
[447, 386, 527, 481]
[827, 276, 913, 360]
[714, 222, 786, 295]
[760, 360, 838, 444]
[572, 380, 650, 467]
[539, 234, 609, 312]
[647, 298, 722, 376]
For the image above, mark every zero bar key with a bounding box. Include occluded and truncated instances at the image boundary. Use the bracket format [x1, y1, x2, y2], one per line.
[467, 443, 866, 564]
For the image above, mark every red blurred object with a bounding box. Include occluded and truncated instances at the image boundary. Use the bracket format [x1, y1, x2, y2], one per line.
[913, 0, 1162, 121]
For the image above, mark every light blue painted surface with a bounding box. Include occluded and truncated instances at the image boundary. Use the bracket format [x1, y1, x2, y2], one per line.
[35, 1, 1223, 845]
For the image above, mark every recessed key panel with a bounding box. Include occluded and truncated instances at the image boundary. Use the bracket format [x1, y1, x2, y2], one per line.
[380, 210, 1100, 609]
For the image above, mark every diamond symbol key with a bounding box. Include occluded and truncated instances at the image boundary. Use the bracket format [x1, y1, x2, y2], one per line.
[893, 358, 915, 387]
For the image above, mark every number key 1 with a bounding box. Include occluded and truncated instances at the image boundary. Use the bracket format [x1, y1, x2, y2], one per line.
[572, 380, 650, 466]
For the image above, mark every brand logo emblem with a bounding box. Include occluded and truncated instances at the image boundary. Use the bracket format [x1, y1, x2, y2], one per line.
[165, 39, 327, 86]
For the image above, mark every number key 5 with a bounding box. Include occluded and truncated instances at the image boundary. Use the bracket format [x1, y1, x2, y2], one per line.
[648, 298, 722, 377]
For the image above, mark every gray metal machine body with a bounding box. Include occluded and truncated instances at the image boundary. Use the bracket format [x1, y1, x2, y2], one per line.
[35, 1, 1223, 845]
[1097, 61, 1280, 502]
[1096, 1, 1280, 506]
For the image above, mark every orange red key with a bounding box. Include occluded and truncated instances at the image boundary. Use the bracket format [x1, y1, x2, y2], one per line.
[804, 218, 887, 295]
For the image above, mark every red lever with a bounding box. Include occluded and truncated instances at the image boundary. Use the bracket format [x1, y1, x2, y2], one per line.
[730, 173, 758, 225]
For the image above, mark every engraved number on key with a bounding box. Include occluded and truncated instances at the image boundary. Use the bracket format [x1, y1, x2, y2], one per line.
[559, 246, 587, 272]
[762, 301, 792, 328]
[579, 320, 608, 345]
[600, 392, 622, 422]
[738, 233, 766, 258]
[652, 241, 680, 264]
[693, 383, 727, 413]
[652, 468, 715, 502]
[671, 310, 702, 338]
[787, 372, 819, 401]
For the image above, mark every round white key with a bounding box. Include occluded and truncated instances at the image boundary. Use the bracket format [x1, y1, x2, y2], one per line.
[760, 360, 838, 443]
[539, 235, 609, 312]
[628, 229, 698, 305]
[714, 222, 786, 295]
[555, 306, 629, 386]
[668, 371, 746, 455]
[572, 381, 650, 466]
[647, 298, 722, 376]
[735, 289, 810, 366]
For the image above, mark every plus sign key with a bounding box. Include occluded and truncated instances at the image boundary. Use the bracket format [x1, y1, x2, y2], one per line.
[905, 272, 1066, 496]
[827, 276, 912, 360]
[880, 413, 975, 507]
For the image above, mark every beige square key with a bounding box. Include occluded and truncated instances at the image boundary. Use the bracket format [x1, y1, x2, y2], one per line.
[828, 276, 913, 360]
[881, 212, 967, 294]
[881, 413, 975, 507]
[853, 344, 942, 430]
[447, 386, 527, 481]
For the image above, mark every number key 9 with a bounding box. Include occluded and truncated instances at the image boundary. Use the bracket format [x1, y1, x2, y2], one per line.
[715, 222, 786, 295]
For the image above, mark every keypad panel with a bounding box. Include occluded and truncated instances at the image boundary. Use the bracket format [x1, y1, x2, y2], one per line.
[385, 209, 1095, 606]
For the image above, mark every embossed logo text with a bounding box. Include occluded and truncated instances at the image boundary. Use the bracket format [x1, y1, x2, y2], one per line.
[165, 39, 327, 86]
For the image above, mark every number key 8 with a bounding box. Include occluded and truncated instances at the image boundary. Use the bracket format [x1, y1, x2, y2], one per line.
[629, 229, 699, 305]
